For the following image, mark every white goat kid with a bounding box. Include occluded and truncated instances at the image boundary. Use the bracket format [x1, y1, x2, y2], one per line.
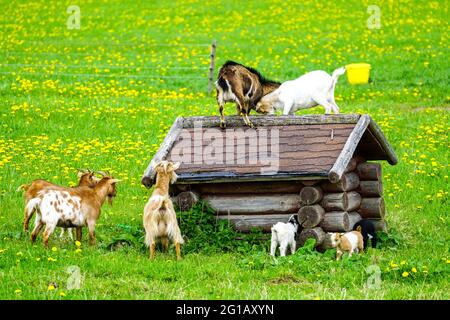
[256, 67, 346, 115]
[270, 214, 299, 257]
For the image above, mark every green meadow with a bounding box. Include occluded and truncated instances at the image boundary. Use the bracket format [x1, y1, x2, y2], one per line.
[0, 0, 448, 299]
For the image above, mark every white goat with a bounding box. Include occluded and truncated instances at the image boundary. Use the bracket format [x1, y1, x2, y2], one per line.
[256, 67, 346, 115]
[143, 161, 184, 260]
[270, 214, 300, 257]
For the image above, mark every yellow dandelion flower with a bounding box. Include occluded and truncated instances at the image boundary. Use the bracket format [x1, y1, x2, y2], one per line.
[48, 285, 55, 291]
[51, 247, 57, 252]
[59, 292, 66, 297]
[412, 268, 417, 273]
[75, 241, 81, 247]
[402, 272, 409, 277]
[313, 296, 320, 300]
[15, 289, 22, 294]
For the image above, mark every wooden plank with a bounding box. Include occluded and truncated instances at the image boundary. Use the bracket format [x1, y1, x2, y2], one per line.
[217, 214, 292, 232]
[368, 119, 398, 165]
[182, 114, 361, 128]
[141, 116, 184, 188]
[175, 172, 329, 184]
[174, 181, 305, 194]
[203, 194, 301, 214]
[328, 114, 371, 183]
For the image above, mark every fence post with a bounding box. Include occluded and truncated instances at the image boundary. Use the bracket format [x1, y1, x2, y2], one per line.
[208, 40, 217, 94]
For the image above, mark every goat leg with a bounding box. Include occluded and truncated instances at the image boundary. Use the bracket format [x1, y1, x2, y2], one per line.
[162, 237, 169, 252]
[150, 243, 156, 259]
[30, 221, 43, 243]
[76, 227, 82, 242]
[175, 242, 181, 260]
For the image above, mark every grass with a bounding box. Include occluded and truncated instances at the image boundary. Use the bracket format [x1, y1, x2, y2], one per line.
[0, 0, 449, 299]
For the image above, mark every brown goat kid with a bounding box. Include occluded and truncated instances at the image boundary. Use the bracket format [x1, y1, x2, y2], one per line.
[20, 169, 99, 233]
[216, 60, 280, 128]
[26, 174, 120, 247]
[143, 161, 184, 260]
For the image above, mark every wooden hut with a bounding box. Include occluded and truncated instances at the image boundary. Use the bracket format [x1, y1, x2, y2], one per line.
[141, 114, 397, 249]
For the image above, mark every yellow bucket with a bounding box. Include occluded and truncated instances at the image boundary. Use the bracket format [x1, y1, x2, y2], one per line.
[346, 63, 371, 84]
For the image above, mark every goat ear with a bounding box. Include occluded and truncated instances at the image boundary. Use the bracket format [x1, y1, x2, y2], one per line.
[172, 162, 181, 171]
[110, 179, 121, 184]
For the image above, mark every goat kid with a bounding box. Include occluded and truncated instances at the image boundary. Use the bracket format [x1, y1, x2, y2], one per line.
[216, 60, 280, 128]
[26, 175, 119, 247]
[353, 219, 377, 249]
[143, 161, 184, 260]
[256, 67, 346, 115]
[270, 214, 299, 257]
[329, 230, 364, 260]
[20, 169, 99, 239]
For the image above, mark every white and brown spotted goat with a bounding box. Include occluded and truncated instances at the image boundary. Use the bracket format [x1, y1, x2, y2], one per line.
[20, 169, 99, 238]
[25, 172, 120, 247]
[143, 161, 183, 260]
[216, 60, 280, 128]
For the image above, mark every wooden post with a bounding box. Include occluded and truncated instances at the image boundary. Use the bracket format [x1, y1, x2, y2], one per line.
[208, 40, 217, 94]
[320, 191, 362, 212]
[319, 211, 350, 232]
[299, 186, 323, 205]
[298, 204, 325, 228]
[298, 227, 326, 247]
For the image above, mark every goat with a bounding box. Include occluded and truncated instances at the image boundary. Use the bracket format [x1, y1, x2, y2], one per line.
[143, 160, 183, 260]
[353, 219, 377, 249]
[20, 169, 99, 238]
[329, 230, 364, 260]
[26, 173, 120, 247]
[270, 214, 299, 257]
[256, 67, 346, 115]
[216, 60, 280, 128]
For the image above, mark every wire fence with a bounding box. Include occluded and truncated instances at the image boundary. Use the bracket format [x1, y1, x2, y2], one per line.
[0, 41, 217, 90]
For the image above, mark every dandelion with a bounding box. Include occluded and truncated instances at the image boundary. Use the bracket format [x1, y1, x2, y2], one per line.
[51, 247, 57, 252]
[313, 296, 320, 300]
[402, 272, 409, 277]
[48, 285, 55, 291]
[75, 248, 82, 254]
[15, 289, 22, 294]
[411, 268, 417, 273]
[59, 291, 66, 297]
[75, 241, 81, 247]
[47, 257, 57, 262]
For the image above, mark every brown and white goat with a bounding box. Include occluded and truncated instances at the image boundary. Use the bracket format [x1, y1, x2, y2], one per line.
[26, 174, 120, 247]
[20, 169, 99, 234]
[143, 161, 184, 260]
[216, 60, 280, 128]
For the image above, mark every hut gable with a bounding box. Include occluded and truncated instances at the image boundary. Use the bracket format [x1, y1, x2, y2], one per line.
[141, 114, 397, 187]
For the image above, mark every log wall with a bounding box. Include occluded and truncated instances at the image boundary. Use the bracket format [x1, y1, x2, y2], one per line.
[172, 157, 388, 243]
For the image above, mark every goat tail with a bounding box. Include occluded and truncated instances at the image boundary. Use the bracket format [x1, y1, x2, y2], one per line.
[17, 184, 30, 192]
[25, 198, 41, 218]
[332, 66, 346, 79]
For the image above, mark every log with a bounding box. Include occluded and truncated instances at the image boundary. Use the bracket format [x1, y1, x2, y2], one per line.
[298, 205, 325, 228]
[357, 180, 383, 197]
[298, 227, 326, 247]
[299, 186, 324, 205]
[358, 197, 385, 219]
[317, 233, 336, 251]
[321, 172, 360, 192]
[217, 214, 291, 232]
[320, 191, 362, 212]
[357, 162, 382, 181]
[175, 191, 199, 211]
[348, 212, 362, 229]
[319, 211, 350, 232]
[202, 194, 301, 215]
[369, 219, 388, 232]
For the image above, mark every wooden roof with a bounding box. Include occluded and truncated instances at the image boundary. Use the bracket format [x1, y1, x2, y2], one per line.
[141, 114, 397, 188]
